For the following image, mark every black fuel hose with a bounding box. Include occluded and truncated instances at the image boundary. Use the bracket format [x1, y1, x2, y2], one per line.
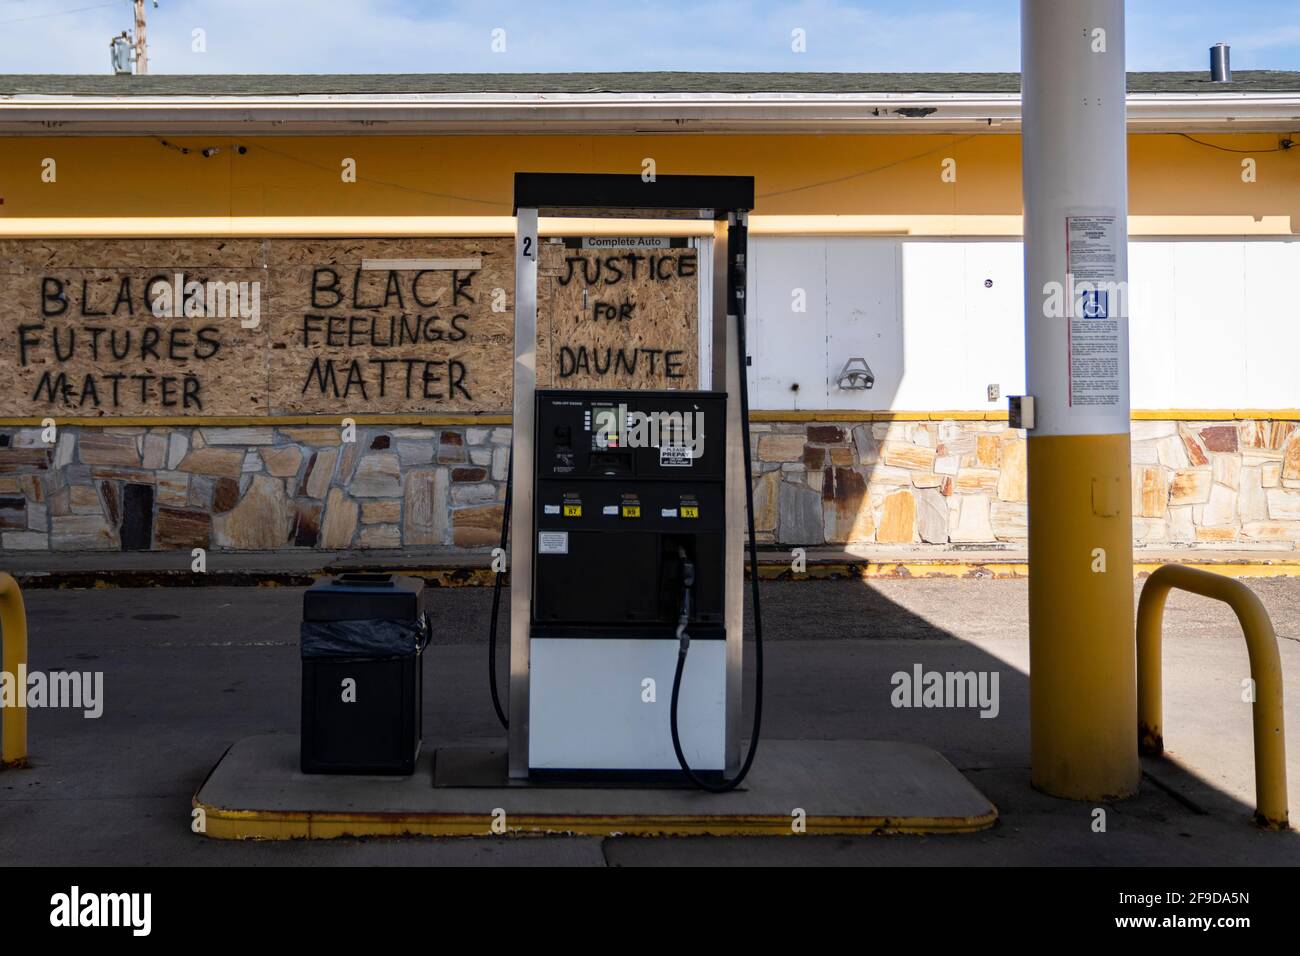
[487, 450, 511, 729]
[669, 294, 764, 793]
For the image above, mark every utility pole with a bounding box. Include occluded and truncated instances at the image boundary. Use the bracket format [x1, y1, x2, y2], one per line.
[1021, 0, 1139, 801]
[133, 0, 149, 75]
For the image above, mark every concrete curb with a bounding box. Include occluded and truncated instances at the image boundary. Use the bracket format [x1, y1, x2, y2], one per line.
[6, 551, 1300, 588]
[194, 735, 999, 839]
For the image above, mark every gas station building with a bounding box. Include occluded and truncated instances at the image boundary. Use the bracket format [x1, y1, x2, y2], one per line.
[1, 69, 1298, 557]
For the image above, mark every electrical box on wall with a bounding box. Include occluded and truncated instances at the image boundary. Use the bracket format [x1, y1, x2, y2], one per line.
[1009, 395, 1036, 430]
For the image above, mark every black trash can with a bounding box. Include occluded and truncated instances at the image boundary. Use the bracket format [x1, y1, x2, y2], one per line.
[300, 573, 429, 775]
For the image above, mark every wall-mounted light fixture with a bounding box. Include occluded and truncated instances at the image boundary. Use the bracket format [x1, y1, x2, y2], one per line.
[836, 357, 875, 390]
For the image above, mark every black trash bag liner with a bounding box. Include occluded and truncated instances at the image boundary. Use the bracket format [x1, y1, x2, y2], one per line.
[300, 613, 430, 660]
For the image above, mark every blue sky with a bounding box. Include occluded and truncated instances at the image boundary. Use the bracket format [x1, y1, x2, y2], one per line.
[1, 0, 1297, 74]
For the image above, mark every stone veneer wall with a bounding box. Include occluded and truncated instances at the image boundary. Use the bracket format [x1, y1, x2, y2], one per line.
[751, 418, 1300, 548]
[0, 417, 1297, 552]
[0, 425, 509, 552]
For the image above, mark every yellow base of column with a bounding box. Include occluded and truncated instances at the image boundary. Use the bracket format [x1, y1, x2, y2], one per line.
[1028, 433, 1139, 800]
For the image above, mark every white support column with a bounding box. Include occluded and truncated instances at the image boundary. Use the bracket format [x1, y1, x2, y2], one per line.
[1023, 0, 1131, 440]
[1021, 0, 1138, 799]
[508, 208, 538, 779]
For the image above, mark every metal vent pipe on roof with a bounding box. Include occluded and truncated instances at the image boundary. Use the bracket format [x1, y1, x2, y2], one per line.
[1211, 43, 1232, 83]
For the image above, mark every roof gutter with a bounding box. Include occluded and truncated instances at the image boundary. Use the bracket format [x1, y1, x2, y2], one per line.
[1, 91, 1297, 135]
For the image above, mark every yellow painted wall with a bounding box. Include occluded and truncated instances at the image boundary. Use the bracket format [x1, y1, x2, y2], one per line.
[1, 131, 1296, 235]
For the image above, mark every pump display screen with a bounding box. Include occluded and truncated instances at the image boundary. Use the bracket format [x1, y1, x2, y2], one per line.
[591, 406, 622, 450]
[540, 390, 725, 479]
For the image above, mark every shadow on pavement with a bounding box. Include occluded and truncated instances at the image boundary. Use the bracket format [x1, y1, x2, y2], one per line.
[1, 578, 1295, 865]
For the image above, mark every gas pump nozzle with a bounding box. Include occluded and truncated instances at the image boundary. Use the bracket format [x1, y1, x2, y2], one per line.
[675, 545, 695, 653]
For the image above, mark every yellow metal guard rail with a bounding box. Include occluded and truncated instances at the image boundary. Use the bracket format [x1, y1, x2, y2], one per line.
[1137, 564, 1288, 829]
[0, 572, 27, 767]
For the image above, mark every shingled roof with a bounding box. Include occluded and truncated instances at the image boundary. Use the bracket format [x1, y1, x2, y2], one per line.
[3, 71, 1300, 97]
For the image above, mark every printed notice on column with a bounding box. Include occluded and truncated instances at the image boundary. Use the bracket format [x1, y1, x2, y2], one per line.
[1066, 214, 1121, 408]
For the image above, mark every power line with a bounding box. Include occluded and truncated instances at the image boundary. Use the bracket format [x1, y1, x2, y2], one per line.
[149, 136, 511, 208]
[759, 131, 1294, 202]
[758, 135, 979, 200]
[1175, 132, 1292, 154]
[235, 140, 510, 208]
[0, 0, 124, 26]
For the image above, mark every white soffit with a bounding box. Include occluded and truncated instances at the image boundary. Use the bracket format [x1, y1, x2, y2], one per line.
[1, 91, 1297, 135]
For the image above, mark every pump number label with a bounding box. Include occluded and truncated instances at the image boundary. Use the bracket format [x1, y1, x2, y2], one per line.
[680, 506, 699, 519]
[563, 504, 582, 517]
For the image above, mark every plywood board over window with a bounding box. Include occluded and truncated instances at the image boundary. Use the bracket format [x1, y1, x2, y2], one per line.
[266, 237, 515, 415]
[0, 235, 703, 419]
[536, 238, 700, 392]
[0, 239, 269, 417]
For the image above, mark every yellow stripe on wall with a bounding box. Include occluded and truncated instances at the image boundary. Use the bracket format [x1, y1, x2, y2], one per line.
[0, 409, 1296, 428]
[0, 415, 512, 427]
[3, 215, 1298, 240]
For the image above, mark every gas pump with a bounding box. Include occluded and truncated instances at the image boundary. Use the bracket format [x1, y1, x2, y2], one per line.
[490, 173, 762, 789]
[528, 390, 729, 778]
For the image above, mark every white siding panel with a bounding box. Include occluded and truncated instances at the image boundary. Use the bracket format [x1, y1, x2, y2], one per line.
[748, 237, 826, 410]
[962, 242, 1025, 409]
[898, 242, 968, 409]
[1127, 241, 1177, 410]
[746, 236, 1294, 413]
[825, 239, 901, 410]
[1171, 242, 1247, 409]
[1243, 241, 1300, 409]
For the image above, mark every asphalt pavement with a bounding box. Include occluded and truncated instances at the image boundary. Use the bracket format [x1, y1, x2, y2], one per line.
[2, 578, 1298, 865]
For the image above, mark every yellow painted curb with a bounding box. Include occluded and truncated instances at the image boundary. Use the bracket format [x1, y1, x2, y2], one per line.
[753, 559, 1300, 581]
[1132, 561, 1300, 579]
[759, 561, 1030, 580]
[332, 559, 1300, 586]
[13, 558, 1298, 590]
[192, 798, 998, 840]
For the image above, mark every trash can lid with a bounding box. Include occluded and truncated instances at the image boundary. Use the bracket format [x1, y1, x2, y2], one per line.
[302, 573, 426, 622]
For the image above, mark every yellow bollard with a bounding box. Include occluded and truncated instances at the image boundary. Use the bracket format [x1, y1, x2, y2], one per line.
[0, 572, 28, 767]
[1028, 434, 1139, 800]
[1137, 565, 1288, 829]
